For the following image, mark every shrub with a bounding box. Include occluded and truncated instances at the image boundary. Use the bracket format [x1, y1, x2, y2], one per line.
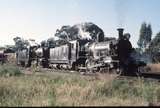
[0, 65, 22, 77]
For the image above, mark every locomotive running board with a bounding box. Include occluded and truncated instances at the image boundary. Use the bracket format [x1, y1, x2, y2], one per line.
[78, 64, 104, 70]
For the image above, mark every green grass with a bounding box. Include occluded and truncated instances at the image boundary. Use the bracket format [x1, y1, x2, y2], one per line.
[0, 66, 160, 106]
[0, 64, 22, 77]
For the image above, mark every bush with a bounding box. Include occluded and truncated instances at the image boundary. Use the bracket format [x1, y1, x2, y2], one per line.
[0, 65, 22, 77]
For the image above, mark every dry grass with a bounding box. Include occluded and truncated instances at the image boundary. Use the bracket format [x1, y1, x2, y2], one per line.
[147, 63, 160, 72]
[6, 53, 16, 64]
[0, 65, 160, 106]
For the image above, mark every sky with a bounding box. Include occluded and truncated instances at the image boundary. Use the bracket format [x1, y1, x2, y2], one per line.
[0, 0, 160, 47]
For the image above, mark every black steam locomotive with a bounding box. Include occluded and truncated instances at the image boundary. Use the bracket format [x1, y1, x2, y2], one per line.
[16, 28, 146, 75]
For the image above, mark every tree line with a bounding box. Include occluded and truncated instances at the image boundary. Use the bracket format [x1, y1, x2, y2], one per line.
[137, 22, 160, 63]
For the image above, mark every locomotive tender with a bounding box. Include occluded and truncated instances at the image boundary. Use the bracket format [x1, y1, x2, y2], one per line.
[45, 39, 92, 70]
[16, 28, 146, 75]
[16, 40, 39, 67]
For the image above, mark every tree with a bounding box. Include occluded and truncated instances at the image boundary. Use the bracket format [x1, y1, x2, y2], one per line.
[41, 40, 48, 47]
[4, 45, 16, 53]
[54, 22, 104, 42]
[137, 22, 152, 53]
[147, 32, 160, 62]
[47, 37, 56, 48]
[146, 24, 152, 45]
[137, 22, 147, 51]
[13, 37, 29, 51]
[55, 25, 71, 41]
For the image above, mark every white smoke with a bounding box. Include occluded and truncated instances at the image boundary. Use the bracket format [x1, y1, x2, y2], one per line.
[77, 23, 92, 40]
[130, 51, 152, 64]
[140, 54, 152, 64]
[54, 36, 60, 41]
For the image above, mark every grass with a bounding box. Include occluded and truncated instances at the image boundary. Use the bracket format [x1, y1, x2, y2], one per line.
[0, 64, 22, 77]
[0, 65, 160, 106]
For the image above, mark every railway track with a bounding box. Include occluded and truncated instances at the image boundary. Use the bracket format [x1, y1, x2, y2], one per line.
[116, 72, 160, 82]
[141, 72, 160, 80]
[19, 65, 160, 81]
[79, 70, 160, 81]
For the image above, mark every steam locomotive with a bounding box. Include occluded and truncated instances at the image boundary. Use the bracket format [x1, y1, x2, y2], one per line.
[16, 28, 146, 75]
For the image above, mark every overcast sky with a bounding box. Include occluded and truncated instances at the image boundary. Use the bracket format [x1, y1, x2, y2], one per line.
[0, 0, 160, 47]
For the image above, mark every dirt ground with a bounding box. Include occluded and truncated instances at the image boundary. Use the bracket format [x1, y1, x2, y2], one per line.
[147, 64, 160, 73]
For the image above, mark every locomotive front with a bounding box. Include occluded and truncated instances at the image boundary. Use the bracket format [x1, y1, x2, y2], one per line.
[84, 28, 135, 74]
[116, 28, 147, 75]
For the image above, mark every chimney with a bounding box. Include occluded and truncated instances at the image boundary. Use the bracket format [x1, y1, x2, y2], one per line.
[117, 28, 124, 40]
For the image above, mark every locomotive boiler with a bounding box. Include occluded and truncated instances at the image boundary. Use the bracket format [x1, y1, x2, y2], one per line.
[84, 40, 120, 73]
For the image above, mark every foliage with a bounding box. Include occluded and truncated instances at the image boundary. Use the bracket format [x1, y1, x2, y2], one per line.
[55, 25, 71, 41]
[13, 37, 29, 51]
[40, 22, 105, 48]
[0, 65, 22, 77]
[55, 22, 105, 42]
[4, 45, 16, 53]
[147, 24, 152, 42]
[40, 40, 48, 47]
[147, 32, 160, 63]
[0, 47, 5, 50]
[137, 22, 152, 53]
[47, 37, 56, 48]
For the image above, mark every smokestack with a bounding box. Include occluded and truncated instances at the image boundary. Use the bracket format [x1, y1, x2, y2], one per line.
[117, 28, 124, 40]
